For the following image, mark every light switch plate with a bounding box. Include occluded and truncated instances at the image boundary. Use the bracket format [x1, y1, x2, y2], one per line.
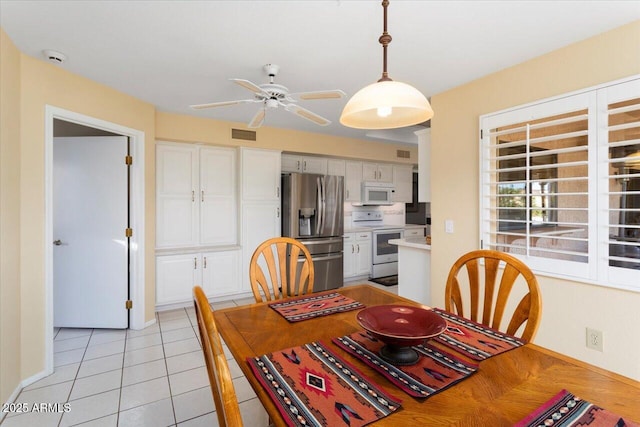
[445, 220, 454, 234]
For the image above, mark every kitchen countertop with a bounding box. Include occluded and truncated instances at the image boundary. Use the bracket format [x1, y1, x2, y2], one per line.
[389, 237, 431, 250]
[344, 224, 427, 233]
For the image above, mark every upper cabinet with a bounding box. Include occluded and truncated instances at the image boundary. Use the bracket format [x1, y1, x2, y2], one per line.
[362, 162, 393, 183]
[392, 164, 413, 203]
[243, 148, 281, 201]
[344, 161, 363, 202]
[282, 154, 327, 175]
[156, 142, 237, 248]
[326, 158, 346, 176]
[280, 153, 415, 203]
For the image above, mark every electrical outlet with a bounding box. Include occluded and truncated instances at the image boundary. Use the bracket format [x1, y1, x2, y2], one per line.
[586, 328, 603, 352]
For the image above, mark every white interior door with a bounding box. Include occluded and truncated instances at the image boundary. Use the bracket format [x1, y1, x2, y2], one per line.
[53, 136, 129, 328]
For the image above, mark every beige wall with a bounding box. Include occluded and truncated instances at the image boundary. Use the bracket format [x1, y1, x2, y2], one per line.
[156, 111, 418, 163]
[430, 20, 640, 379]
[0, 29, 22, 404]
[18, 54, 157, 383]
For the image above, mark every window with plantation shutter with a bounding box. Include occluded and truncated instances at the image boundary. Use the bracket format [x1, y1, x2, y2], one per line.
[480, 77, 640, 291]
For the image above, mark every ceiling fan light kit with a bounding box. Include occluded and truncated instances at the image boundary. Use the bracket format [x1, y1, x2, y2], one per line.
[190, 63, 345, 129]
[340, 0, 434, 130]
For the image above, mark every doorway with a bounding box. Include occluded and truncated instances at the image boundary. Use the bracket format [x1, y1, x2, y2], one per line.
[44, 106, 145, 376]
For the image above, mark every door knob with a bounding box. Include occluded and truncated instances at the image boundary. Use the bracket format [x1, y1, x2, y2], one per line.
[53, 239, 63, 246]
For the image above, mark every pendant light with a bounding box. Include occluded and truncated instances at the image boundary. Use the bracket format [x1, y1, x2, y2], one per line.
[340, 0, 433, 129]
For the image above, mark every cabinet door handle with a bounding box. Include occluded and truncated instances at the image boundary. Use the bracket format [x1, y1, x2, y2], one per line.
[194, 257, 197, 269]
[277, 187, 280, 198]
[303, 160, 307, 171]
[192, 190, 195, 202]
[201, 190, 204, 202]
[297, 160, 301, 170]
[356, 244, 360, 253]
[277, 207, 280, 218]
[352, 244, 355, 254]
[203, 257, 207, 268]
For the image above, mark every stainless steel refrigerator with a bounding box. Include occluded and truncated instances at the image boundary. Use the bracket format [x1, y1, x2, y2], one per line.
[281, 173, 344, 292]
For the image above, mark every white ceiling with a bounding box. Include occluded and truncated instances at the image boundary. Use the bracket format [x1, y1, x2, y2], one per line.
[2, 1, 639, 143]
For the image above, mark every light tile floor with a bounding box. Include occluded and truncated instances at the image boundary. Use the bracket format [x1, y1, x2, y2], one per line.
[1, 281, 396, 427]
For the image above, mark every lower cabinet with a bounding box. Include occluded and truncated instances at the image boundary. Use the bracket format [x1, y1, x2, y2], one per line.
[156, 250, 240, 306]
[343, 232, 372, 279]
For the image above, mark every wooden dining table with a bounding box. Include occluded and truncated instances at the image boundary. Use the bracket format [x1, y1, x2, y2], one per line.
[213, 284, 640, 426]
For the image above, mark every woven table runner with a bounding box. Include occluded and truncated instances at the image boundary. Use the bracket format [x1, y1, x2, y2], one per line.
[515, 389, 640, 427]
[269, 292, 364, 322]
[247, 341, 402, 427]
[333, 331, 478, 398]
[431, 308, 524, 361]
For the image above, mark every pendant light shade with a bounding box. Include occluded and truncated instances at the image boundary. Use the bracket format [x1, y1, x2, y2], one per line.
[340, 0, 433, 129]
[340, 80, 433, 129]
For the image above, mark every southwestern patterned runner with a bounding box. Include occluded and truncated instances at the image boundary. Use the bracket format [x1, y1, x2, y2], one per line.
[247, 341, 402, 427]
[269, 292, 365, 322]
[333, 331, 478, 398]
[515, 389, 640, 427]
[431, 307, 524, 361]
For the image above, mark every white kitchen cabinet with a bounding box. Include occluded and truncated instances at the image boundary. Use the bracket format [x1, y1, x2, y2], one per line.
[201, 250, 241, 297]
[392, 164, 413, 203]
[156, 253, 200, 305]
[281, 154, 327, 175]
[344, 161, 363, 202]
[241, 147, 281, 292]
[156, 250, 241, 306]
[362, 162, 393, 183]
[156, 142, 237, 248]
[199, 147, 237, 245]
[326, 158, 345, 176]
[343, 231, 372, 279]
[242, 148, 281, 201]
[156, 143, 198, 247]
[241, 202, 281, 291]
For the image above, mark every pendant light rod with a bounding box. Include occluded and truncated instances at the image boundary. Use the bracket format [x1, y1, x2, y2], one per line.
[379, 0, 392, 82]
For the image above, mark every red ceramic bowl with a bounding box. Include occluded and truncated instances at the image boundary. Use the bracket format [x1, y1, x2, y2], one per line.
[356, 305, 447, 346]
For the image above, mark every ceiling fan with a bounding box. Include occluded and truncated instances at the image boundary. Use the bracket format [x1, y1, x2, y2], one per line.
[190, 64, 346, 128]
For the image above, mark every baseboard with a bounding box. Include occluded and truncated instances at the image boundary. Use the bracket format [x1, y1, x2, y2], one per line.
[155, 290, 253, 312]
[1, 365, 53, 422]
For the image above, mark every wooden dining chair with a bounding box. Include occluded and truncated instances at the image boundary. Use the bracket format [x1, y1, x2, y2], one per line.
[444, 249, 542, 342]
[249, 236, 314, 303]
[193, 286, 243, 427]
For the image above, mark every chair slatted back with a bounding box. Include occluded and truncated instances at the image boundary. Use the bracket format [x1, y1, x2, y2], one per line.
[445, 250, 542, 342]
[249, 237, 314, 303]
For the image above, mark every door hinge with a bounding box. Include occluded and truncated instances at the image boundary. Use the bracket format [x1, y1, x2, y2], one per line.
[125, 300, 133, 310]
[125, 228, 133, 237]
[125, 155, 133, 165]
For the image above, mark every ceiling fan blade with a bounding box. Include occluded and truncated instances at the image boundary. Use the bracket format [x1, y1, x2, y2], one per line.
[248, 108, 266, 128]
[231, 78, 268, 96]
[284, 104, 331, 126]
[190, 99, 256, 109]
[288, 89, 346, 101]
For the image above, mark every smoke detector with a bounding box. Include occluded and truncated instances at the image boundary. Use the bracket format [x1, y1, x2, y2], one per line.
[42, 49, 67, 64]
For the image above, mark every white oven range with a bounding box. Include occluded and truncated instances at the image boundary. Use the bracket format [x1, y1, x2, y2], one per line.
[351, 211, 404, 279]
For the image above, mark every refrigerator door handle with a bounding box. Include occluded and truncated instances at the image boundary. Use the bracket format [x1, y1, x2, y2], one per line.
[319, 176, 326, 232]
[315, 177, 322, 235]
[297, 253, 343, 263]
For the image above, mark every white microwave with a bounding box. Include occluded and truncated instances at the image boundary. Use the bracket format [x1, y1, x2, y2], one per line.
[360, 181, 395, 205]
